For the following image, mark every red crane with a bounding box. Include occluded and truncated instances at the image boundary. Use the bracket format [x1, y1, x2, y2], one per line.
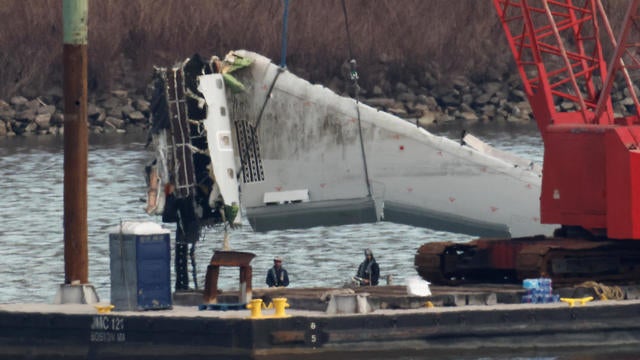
[415, 0, 640, 285]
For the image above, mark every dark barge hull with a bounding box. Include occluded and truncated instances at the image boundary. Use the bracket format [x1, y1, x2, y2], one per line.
[1, 300, 640, 360]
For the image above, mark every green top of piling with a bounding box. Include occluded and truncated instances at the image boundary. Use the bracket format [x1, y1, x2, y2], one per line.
[63, 0, 88, 45]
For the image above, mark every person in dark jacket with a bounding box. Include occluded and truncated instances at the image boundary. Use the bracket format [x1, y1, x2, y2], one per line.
[356, 248, 380, 286]
[266, 256, 290, 287]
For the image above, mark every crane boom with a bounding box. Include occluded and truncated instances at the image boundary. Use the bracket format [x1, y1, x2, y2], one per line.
[415, 1, 640, 285]
[496, 0, 640, 239]
[594, 0, 640, 120]
[494, 0, 615, 126]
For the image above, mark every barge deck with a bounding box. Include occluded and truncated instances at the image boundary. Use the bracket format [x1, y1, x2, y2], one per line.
[1, 285, 640, 359]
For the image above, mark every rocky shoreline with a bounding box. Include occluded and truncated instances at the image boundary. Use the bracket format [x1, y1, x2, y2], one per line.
[0, 88, 150, 137]
[0, 67, 636, 138]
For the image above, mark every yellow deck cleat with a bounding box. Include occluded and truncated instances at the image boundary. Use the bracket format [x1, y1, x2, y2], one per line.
[560, 297, 593, 307]
[246, 298, 291, 319]
[94, 304, 115, 314]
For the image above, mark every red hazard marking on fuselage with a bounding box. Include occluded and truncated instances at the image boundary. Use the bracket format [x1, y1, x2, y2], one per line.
[400, 145, 405, 150]
[449, 197, 456, 203]
[275, 186, 282, 191]
[490, 206, 498, 213]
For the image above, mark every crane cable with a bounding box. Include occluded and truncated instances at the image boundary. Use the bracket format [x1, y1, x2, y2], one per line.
[240, 0, 289, 186]
[341, 0, 372, 198]
[577, 281, 624, 300]
[280, 0, 290, 69]
[255, 0, 289, 130]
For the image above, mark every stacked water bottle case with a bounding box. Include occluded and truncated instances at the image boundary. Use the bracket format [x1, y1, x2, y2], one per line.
[521, 278, 560, 304]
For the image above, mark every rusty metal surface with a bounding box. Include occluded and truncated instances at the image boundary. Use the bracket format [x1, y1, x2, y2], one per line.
[202, 265, 220, 303]
[203, 251, 256, 304]
[270, 330, 306, 345]
[517, 240, 640, 285]
[210, 251, 256, 266]
[415, 236, 640, 286]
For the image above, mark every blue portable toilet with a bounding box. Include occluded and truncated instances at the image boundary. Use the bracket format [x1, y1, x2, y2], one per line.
[109, 221, 172, 311]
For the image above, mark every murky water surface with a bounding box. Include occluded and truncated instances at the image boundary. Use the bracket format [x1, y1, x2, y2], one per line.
[0, 124, 629, 359]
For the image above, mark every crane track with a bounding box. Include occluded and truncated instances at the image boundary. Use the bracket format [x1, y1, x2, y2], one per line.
[415, 237, 640, 286]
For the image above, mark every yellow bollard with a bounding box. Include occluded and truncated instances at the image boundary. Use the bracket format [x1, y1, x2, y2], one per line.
[94, 304, 115, 314]
[271, 297, 290, 318]
[425, 301, 434, 308]
[246, 298, 265, 319]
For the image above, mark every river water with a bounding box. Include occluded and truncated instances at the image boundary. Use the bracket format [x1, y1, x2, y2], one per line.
[0, 123, 542, 304]
[0, 123, 635, 359]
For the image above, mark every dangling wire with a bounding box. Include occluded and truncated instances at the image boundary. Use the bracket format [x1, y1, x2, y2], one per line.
[341, 0, 372, 198]
[255, 0, 289, 129]
[255, 70, 282, 130]
[190, 242, 197, 290]
[341, 0, 354, 61]
[280, 0, 290, 68]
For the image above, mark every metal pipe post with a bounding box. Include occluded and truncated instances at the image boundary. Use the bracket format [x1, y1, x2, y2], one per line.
[63, 0, 89, 284]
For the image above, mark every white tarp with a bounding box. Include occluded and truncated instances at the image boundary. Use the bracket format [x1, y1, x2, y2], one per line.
[109, 221, 170, 235]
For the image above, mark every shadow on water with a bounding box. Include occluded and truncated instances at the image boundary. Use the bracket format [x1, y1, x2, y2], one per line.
[254, 344, 640, 360]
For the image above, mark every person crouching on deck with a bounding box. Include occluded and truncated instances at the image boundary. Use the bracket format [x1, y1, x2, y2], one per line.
[266, 256, 290, 287]
[356, 248, 380, 286]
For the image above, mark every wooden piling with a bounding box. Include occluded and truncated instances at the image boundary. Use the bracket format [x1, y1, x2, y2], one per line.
[62, 0, 89, 284]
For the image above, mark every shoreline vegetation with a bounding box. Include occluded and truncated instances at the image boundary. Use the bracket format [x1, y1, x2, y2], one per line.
[0, 1, 630, 137]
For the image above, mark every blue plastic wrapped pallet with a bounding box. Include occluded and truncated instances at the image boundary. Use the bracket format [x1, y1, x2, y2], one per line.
[521, 278, 560, 304]
[109, 222, 172, 311]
